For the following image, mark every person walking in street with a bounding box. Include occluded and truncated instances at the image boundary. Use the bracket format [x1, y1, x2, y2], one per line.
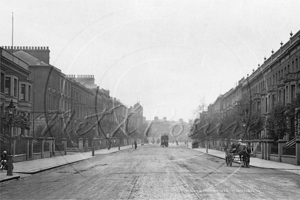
[134, 140, 137, 150]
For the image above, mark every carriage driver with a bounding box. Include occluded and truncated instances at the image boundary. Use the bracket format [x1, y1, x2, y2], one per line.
[229, 139, 242, 153]
[238, 139, 243, 145]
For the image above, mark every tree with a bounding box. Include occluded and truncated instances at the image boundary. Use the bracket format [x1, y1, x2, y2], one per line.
[266, 93, 300, 141]
[285, 93, 300, 117]
[265, 104, 287, 141]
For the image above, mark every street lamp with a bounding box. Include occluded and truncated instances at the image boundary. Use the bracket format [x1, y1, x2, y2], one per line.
[5, 100, 16, 176]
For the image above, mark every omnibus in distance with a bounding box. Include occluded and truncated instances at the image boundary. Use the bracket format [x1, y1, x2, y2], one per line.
[161, 133, 169, 147]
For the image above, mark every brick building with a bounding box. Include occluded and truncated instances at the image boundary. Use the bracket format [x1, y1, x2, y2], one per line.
[0, 47, 33, 156]
[0, 47, 32, 137]
[0, 45, 145, 160]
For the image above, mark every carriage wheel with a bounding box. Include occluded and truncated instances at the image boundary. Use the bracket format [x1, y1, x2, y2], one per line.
[243, 159, 247, 167]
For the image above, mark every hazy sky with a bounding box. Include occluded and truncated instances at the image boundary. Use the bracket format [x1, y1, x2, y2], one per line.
[1, 0, 300, 122]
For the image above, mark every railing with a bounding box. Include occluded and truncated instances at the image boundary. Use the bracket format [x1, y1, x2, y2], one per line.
[55, 144, 65, 152]
[15, 140, 28, 154]
[283, 145, 296, 156]
[271, 144, 278, 154]
[256, 143, 261, 152]
[33, 142, 49, 153]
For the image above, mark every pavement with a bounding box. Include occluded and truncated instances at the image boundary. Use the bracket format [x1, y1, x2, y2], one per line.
[188, 145, 300, 172]
[0, 144, 135, 183]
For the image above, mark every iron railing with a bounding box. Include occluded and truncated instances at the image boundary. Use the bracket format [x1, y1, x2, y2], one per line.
[256, 143, 261, 152]
[282, 145, 296, 156]
[270, 144, 278, 154]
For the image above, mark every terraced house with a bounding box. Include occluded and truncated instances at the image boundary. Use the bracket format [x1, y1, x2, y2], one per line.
[0, 46, 145, 162]
[191, 30, 300, 165]
[0, 47, 33, 156]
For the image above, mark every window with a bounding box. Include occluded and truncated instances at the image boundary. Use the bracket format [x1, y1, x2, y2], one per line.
[278, 90, 281, 104]
[265, 98, 267, 113]
[61, 79, 64, 92]
[0, 73, 4, 93]
[28, 85, 31, 102]
[21, 84, 26, 100]
[14, 78, 17, 97]
[283, 89, 285, 105]
[5, 77, 11, 95]
[291, 85, 295, 99]
[67, 83, 70, 95]
[64, 82, 67, 95]
[286, 86, 289, 103]
[272, 94, 276, 108]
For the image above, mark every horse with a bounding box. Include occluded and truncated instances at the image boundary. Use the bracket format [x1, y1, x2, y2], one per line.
[227, 143, 251, 167]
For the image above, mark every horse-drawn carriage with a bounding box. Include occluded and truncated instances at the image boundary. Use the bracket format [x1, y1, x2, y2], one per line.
[225, 141, 251, 168]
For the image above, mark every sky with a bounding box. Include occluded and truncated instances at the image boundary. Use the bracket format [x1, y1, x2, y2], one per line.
[1, 0, 300, 122]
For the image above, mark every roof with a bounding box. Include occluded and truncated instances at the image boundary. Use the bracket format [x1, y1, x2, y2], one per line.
[0, 47, 29, 71]
[13, 51, 49, 66]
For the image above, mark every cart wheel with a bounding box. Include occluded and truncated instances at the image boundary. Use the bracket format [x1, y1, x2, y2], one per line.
[243, 159, 247, 167]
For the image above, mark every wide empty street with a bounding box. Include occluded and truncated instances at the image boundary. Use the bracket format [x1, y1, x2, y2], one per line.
[1, 145, 300, 200]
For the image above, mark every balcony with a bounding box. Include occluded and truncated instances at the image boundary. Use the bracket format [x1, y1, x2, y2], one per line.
[260, 89, 267, 96]
[267, 85, 277, 93]
[252, 93, 261, 101]
[284, 71, 300, 83]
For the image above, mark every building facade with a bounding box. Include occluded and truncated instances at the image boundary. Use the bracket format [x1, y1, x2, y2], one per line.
[0, 47, 32, 138]
[9, 47, 144, 145]
[202, 30, 300, 141]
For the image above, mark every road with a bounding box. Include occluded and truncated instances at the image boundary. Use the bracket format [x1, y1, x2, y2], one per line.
[1, 144, 300, 200]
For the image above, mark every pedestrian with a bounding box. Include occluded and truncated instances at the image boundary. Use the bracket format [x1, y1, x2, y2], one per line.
[134, 140, 137, 150]
[0, 151, 8, 170]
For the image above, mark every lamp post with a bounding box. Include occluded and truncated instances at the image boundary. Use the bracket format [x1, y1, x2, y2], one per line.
[5, 100, 16, 176]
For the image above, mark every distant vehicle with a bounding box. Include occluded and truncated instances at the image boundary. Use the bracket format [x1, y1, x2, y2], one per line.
[161, 134, 169, 147]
